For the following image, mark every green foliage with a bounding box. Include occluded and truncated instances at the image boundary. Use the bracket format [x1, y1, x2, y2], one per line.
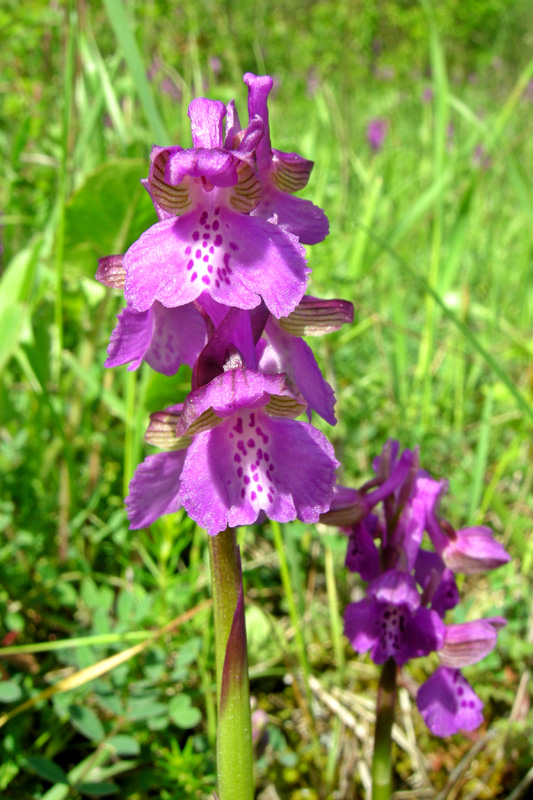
[1, 0, 533, 798]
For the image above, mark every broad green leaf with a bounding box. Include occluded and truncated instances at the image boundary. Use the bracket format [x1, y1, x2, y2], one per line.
[0, 682, 22, 703]
[0, 237, 42, 315]
[78, 782, 119, 796]
[106, 735, 140, 757]
[68, 705, 105, 742]
[63, 160, 155, 277]
[25, 757, 68, 785]
[0, 304, 26, 374]
[168, 694, 201, 729]
[125, 698, 168, 721]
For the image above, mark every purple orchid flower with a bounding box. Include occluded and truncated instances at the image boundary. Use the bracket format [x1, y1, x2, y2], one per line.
[243, 73, 329, 245]
[331, 440, 509, 738]
[126, 363, 338, 535]
[120, 98, 310, 320]
[367, 118, 388, 152]
[344, 570, 445, 666]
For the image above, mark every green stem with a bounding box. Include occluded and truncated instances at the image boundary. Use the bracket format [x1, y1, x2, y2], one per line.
[208, 528, 254, 800]
[371, 658, 397, 800]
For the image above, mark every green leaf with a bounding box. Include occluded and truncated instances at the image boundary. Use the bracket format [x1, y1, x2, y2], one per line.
[0, 304, 26, 374]
[63, 160, 155, 278]
[78, 782, 119, 796]
[25, 757, 68, 785]
[106, 735, 140, 757]
[0, 681, 22, 703]
[125, 698, 168, 721]
[168, 695, 202, 729]
[68, 705, 105, 742]
[101, 0, 168, 142]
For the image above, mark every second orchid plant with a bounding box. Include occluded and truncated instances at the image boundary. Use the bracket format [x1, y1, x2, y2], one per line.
[97, 74, 510, 799]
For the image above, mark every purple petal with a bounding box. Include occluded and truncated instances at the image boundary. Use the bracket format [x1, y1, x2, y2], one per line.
[417, 667, 484, 737]
[259, 319, 336, 424]
[243, 73, 273, 169]
[344, 599, 382, 656]
[179, 409, 338, 535]
[188, 98, 226, 148]
[126, 450, 187, 529]
[178, 368, 306, 434]
[345, 518, 381, 581]
[253, 188, 329, 245]
[166, 148, 239, 188]
[439, 619, 504, 667]
[442, 526, 511, 574]
[105, 305, 153, 372]
[368, 570, 420, 612]
[399, 607, 446, 664]
[431, 569, 461, 618]
[124, 207, 308, 319]
[192, 306, 266, 388]
[105, 302, 206, 376]
[224, 99, 241, 147]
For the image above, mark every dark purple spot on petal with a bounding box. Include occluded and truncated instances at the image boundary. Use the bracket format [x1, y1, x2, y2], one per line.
[214, 234, 223, 247]
[251, 491, 256, 501]
[237, 467, 243, 477]
[215, 279, 220, 287]
[267, 494, 273, 502]
[244, 476, 250, 485]
[229, 241, 239, 251]
[192, 231, 200, 242]
[257, 449, 263, 460]
[233, 418, 243, 434]
[209, 246, 214, 254]
[241, 488, 245, 498]
[195, 249, 202, 259]
[185, 245, 192, 255]
[202, 241, 208, 248]
[223, 253, 231, 267]
[234, 454, 241, 463]
[202, 276, 210, 285]
[247, 438, 255, 447]
[213, 220, 219, 231]
[208, 265, 213, 273]
[191, 272, 198, 281]
[214, 207, 220, 215]
[205, 224, 211, 230]
[203, 255, 209, 262]
[257, 485, 263, 492]
[203, 233, 210, 240]
[187, 260, 194, 270]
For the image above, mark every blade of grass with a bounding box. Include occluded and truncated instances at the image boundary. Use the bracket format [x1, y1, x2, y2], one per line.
[102, 0, 169, 142]
[469, 387, 494, 522]
[355, 224, 533, 424]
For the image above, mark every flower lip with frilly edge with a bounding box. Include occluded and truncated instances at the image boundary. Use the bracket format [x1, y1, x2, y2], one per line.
[126, 365, 339, 535]
[123, 98, 310, 320]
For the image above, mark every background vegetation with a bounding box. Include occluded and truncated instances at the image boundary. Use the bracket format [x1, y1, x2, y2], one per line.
[1, 0, 532, 797]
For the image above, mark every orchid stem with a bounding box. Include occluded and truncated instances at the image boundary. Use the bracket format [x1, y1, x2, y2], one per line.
[208, 527, 254, 800]
[371, 658, 397, 800]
